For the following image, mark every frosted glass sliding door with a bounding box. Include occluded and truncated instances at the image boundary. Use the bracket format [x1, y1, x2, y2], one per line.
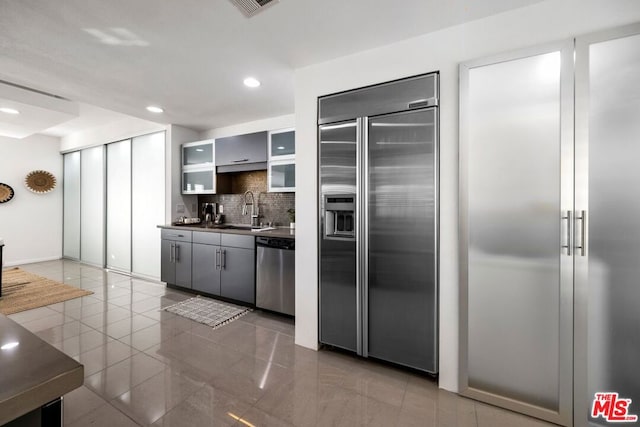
[80, 146, 105, 266]
[106, 140, 131, 272]
[575, 25, 640, 426]
[460, 42, 574, 426]
[132, 132, 165, 279]
[63, 152, 81, 259]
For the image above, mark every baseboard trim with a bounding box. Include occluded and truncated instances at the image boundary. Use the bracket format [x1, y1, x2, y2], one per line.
[4, 256, 63, 267]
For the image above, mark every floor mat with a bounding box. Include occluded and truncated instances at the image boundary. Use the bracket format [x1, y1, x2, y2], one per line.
[0, 267, 93, 315]
[163, 296, 251, 329]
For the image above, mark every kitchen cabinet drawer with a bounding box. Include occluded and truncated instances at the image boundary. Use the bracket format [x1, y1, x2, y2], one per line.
[192, 231, 221, 245]
[161, 229, 192, 242]
[221, 233, 255, 250]
[215, 131, 267, 172]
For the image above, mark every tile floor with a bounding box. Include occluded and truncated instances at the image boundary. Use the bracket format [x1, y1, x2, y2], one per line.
[7, 259, 557, 427]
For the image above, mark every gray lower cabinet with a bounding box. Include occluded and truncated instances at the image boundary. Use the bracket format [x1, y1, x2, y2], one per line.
[161, 230, 192, 288]
[192, 243, 222, 295]
[190, 231, 255, 304]
[220, 246, 255, 304]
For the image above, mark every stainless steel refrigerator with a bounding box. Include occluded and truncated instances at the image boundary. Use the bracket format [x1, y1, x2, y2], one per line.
[318, 73, 439, 373]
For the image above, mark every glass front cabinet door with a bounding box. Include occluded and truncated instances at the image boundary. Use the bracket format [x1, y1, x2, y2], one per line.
[268, 129, 295, 192]
[182, 140, 216, 194]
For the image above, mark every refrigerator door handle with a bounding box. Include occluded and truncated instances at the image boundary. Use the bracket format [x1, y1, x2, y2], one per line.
[576, 210, 587, 256]
[361, 116, 369, 358]
[355, 117, 364, 356]
[562, 210, 572, 256]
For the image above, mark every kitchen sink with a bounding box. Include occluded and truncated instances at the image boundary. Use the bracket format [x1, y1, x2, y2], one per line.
[173, 223, 273, 231]
[204, 224, 266, 230]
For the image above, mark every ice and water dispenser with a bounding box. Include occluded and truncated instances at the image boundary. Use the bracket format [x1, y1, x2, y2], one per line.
[323, 195, 355, 239]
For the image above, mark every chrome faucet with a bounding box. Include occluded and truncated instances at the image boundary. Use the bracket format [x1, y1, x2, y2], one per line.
[242, 191, 259, 226]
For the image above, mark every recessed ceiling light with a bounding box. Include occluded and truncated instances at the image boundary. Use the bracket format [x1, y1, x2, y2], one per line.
[0, 107, 20, 115]
[146, 106, 164, 113]
[196, 148, 204, 152]
[277, 146, 285, 150]
[243, 77, 261, 88]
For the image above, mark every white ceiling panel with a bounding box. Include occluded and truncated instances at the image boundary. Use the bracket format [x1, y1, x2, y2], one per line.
[0, 0, 544, 136]
[0, 82, 78, 138]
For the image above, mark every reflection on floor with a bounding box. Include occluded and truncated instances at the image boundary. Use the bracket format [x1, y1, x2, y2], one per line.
[9, 260, 555, 427]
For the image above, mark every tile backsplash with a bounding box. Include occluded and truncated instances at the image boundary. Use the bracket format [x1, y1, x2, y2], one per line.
[198, 170, 295, 226]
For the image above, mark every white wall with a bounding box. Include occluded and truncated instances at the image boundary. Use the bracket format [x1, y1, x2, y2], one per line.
[0, 134, 63, 265]
[294, 0, 640, 392]
[60, 116, 165, 152]
[200, 114, 295, 139]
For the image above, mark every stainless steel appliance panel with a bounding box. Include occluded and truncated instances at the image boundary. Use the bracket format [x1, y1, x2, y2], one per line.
[318, 73, 438, 125]
[319, 122, 358, 196]
[319, 239, 357, 351]
[366, 109, 438, 372]
[256, 239, 295, 316]
[575, 27, 640, 426]
[319, 121, 358, 352]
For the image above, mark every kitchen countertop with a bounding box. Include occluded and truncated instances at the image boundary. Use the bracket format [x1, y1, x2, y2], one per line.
[158, 224, 295, 239]
[0, 314, 83, 425]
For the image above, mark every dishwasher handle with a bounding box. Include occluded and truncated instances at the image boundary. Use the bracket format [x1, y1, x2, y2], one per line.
[255, 237, 295, 250]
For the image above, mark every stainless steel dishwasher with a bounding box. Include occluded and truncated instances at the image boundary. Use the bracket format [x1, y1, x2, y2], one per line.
[255, 237, 295, 316]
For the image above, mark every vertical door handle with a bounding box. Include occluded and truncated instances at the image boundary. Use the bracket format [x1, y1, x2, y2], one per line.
[221, 250, 226, 269]
[562, 210, 572, 256]
[175, 244, 180, 262]
[170, 243, 175, 263]
[576, 210, 587, 256]
[215, 249, 221, 270]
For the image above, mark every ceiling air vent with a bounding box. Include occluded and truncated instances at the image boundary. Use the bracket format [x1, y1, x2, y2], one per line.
[229, 0, 279, 17]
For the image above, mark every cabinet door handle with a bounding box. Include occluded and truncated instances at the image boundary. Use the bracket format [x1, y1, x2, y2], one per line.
[576, 210, 587, 256]
[232, 158, 249, 163]
[170, 243, 175, 263]
[215, 249, 221, 270]
[221, 250, 226, 269]
[175, 244, 180, 262]
[562, 210, 571, 256]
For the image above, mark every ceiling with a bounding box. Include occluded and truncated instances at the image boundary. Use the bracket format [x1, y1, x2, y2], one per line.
[0, 0, 544, 138]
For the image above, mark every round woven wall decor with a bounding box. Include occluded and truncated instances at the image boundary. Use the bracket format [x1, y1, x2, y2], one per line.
[0, 183, 15, 203]
[25, 170, 56, 194]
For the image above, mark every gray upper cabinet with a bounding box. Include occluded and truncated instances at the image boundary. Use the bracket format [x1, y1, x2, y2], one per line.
[268, 128, 295, 193]
[215, 131, 268, 172]
[182, 139, 216, 195]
